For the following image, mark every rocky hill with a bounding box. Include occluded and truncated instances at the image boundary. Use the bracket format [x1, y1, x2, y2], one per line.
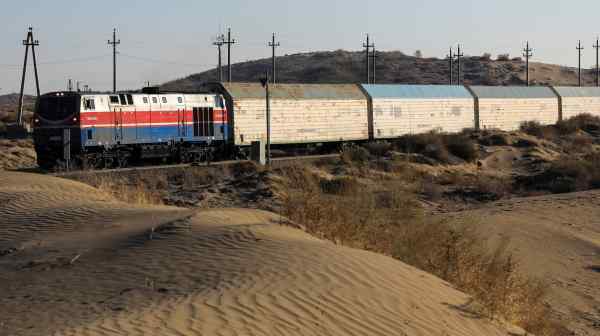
[163, 50, 597, 90]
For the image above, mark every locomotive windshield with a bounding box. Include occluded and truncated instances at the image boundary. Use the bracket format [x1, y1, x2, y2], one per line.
[36, 95, 79, 121]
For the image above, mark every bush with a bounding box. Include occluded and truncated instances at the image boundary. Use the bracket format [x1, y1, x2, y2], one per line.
[556, 113, 600, 135]
[479, 133, 513, 146]
[445, 135, 479, 162]
[395, 132, 449, 163]
[320, 176, 360, 195]
[395, 132, 478, 163]
[497, 54, 510, 61]
[340, 143, 370, 166]
[520, 120, 544, 137]
[521, 153, 600, 193]
[363, 141, 392, 158]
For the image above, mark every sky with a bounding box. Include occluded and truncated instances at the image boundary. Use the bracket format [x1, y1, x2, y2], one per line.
[1, 0, 599, 94]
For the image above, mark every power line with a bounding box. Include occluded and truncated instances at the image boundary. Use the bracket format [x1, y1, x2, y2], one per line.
[268, 33, 280, 83]
[107, 28, 120, 93]
[118, 53, 211, 67]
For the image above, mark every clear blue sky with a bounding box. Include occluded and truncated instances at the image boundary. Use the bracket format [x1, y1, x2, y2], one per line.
[1, 0, 598, 94]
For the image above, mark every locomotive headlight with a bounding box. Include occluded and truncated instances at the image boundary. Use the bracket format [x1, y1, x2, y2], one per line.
[73, 117, 78, 122]
[34, 118, 39, 123]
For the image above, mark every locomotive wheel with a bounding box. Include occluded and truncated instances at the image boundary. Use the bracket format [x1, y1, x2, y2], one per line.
[117, 154, 128, 168]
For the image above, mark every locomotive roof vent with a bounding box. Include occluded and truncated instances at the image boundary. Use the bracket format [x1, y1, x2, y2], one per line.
[142, 86, 161, 94]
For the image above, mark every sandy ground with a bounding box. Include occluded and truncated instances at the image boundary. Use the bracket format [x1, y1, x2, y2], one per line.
[0, 139, 36, 171]
[0, 172, 523, 336]
[457, 191, 600, 335]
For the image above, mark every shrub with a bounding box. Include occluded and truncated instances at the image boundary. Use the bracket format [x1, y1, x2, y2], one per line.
[395, 132, 449, 163]
[520, 120, 544, 137]
[395, 132, 478, 163]
[230, 161, 258, 178]
[556, 113, 600, 135]
[445, 135, 479, 162]
[320, 176, 360, 195]
[521, 153, 600, 193]
[479, 133, 512, 146]
[363, 141, 392, 158]
[497, 54, 510, 61]
[340, 143, 370, 166]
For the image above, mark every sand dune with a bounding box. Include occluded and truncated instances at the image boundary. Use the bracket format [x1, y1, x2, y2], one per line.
[0, 173, 521, 335]
[459, 191, 600, 335]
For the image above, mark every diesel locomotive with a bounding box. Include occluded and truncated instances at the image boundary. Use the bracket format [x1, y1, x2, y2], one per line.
[33, 88, 230, 169]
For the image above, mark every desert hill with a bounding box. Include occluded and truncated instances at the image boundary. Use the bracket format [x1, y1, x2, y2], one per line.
[0, 172, 523, 335]
[163, 50, 597, 90]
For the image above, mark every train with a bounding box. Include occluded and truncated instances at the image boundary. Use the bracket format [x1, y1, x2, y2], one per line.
[33, 83, 600, 170]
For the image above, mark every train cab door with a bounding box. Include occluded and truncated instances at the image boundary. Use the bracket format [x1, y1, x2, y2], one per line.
[176, 96, 186, 138]
[113, 107, 123, 143]
[148, 95, 160, 141]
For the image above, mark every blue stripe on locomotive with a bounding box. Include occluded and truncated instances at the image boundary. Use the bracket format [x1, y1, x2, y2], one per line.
[81, 124, 230, 147]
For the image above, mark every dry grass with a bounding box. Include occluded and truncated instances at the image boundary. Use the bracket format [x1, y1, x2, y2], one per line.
[276, 163, 565, 335]
[75, 172, 165, 205]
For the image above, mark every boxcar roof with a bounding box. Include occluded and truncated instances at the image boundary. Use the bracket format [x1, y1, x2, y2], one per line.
[220, 82, 366, 100]
[469, 86, 557, 99]
[361, 84, 473, 99]
[553, 86, 600, 97]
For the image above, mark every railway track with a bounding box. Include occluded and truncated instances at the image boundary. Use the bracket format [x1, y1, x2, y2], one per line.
[51, 153, 341, 177]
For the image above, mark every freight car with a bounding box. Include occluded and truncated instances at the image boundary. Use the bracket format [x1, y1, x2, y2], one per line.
[33, 88, 230, 169]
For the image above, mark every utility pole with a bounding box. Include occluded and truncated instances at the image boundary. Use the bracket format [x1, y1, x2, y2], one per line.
[107, 28, 120, 93]
[523, 41, 533, 86]
[455, 44, 464, 85]
[577, 40, 584, 87]
[213, 34, 225, 82]
[369, 46, 378, 84]
[594, 37, 600, 87]
[446, 47, 454, 85]
[223, 28, 236, 82]
[17, 27, 41, 126]
[268, 33, 280, 84]
[363, 34, 374, 83]
[260, 73, 271, 165]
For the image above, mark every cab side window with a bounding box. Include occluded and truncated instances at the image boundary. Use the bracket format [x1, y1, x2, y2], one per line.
[109, 96, 119, 104]
[84, 99, 95, 110]
[126, 94, 134, 105]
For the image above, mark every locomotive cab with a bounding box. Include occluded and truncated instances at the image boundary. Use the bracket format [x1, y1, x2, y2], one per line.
[33, 92, 82, 169]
